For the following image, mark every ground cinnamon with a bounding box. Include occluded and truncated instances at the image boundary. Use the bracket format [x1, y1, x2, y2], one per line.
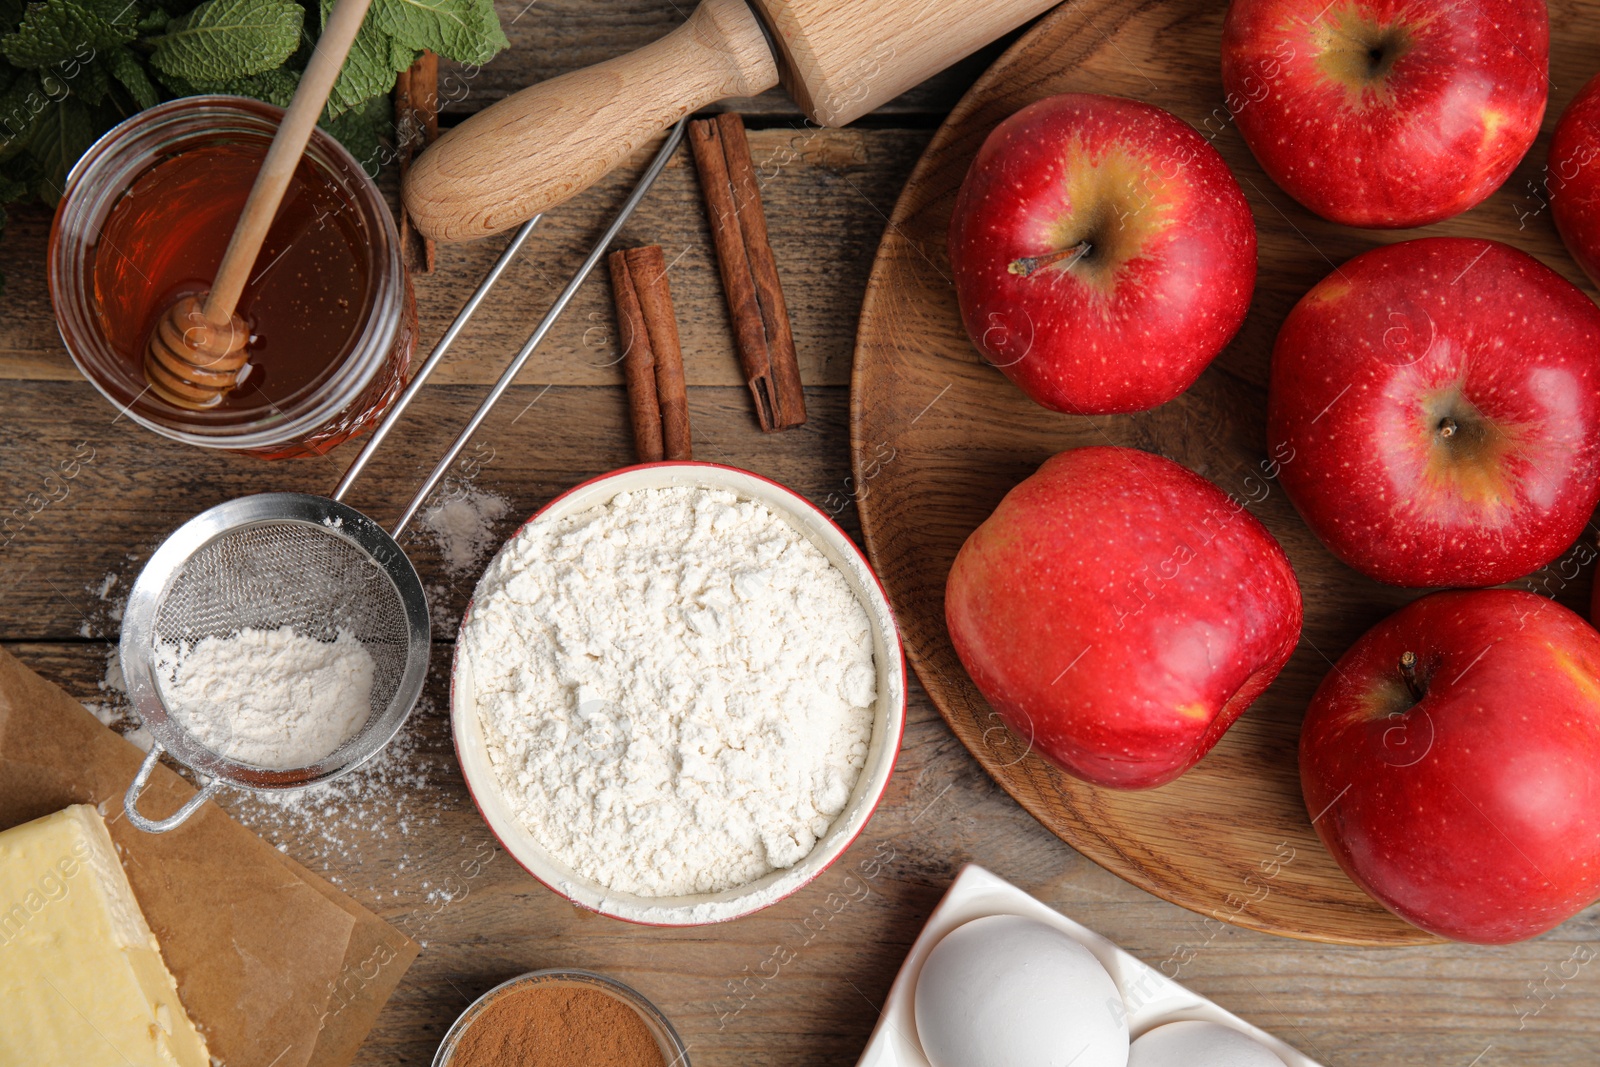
[688, 112, 806, 432]
[609, 245, 692, 462]
[447, 982, 667, 1067]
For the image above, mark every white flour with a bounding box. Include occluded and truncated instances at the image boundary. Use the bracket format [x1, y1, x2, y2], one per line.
[463, 485, 877, 897]
[420, 482, 511, 574]
[85, 646, 151, 753]
[154, 626, 376, 770]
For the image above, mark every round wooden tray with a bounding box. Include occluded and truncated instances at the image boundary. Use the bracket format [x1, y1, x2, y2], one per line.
[850, 0, 1598, 945]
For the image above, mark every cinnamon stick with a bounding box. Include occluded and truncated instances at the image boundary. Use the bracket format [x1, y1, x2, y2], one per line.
[609, 245, 692, 462]
[395, 51, 439, 274]
[689, 113, 806, 432]
[609, 248, 664, 462]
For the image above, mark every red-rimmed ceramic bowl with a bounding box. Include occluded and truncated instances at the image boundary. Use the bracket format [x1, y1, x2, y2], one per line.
[450, 462, 907, 925]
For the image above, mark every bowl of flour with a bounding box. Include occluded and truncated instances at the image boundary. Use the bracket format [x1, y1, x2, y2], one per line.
[451, 462, 906, 925]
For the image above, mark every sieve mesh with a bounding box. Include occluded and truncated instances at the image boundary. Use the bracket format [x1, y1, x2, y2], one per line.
[151, 520, 413, 743]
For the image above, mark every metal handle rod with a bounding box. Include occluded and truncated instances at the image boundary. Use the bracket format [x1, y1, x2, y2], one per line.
[389, 117, 689, 539]
[123, 743, 225, 833]
[331, 214, 544, 503]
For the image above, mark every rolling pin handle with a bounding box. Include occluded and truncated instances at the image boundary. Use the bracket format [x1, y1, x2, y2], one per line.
[402, 0, 779, 242]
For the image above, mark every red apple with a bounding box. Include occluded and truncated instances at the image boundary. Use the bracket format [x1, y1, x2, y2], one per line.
[945, 446, 1302, 789]
[948, 93, 1256, 415]
[1301, 589, 1600, 944]
[1221, 0, 1548, 228]
[1551, 71, 1600, 287]
[1268, 237, 1600, 588]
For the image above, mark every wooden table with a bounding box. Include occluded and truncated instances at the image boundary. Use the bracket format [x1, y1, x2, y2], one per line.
[1, 4, 1596, 1063]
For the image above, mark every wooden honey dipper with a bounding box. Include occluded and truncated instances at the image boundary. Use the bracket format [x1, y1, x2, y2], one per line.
[144, 0, 373, 410]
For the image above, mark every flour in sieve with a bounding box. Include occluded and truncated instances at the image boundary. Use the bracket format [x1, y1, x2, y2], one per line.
[463, 485, 878, 897]
[154, 626, 376, 770]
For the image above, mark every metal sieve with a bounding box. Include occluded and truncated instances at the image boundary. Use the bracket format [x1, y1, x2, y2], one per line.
[120, 120, 687, 833]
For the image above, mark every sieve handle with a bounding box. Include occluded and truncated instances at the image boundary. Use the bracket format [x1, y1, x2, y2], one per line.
[331, 214, 543, 504]
[390, 117, 690, 537]
[123, 744, 224, 834]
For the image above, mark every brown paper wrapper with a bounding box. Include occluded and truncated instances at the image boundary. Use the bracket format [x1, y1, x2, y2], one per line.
[0, 646, 418, 1067]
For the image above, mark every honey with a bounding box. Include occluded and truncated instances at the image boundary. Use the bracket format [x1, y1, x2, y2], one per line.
[94, 142, 372, 412]
[51, 97, 413, 457]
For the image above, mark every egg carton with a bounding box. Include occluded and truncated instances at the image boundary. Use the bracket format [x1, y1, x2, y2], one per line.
[854, 863, 1323, 1067]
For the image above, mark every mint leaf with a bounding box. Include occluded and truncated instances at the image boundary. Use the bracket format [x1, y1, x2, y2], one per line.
[324, 2, 398, 117]
[230, 65, 300, 105]
[67, 51, 111, 104]
[201, 64, 299, 105]
[106, 46, 157, 108]
[373, 0, 504, 64]
[387, 32, 413, 73]
[0, 70, 44, 158]
[323, 0, 506, 117]
[147, 0, 302, 83]
[322, 87, 387, 168]
[152, 63, 299, 110]
[27, 90, 93, 201]
[3, 0, 136, 69]
[80, 0, 140, 22]
[146, 66, 197, 95]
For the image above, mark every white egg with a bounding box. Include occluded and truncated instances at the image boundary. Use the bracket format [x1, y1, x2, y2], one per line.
[914, 914, 1129, 1067]
[1128, 1020, 1287, 1066]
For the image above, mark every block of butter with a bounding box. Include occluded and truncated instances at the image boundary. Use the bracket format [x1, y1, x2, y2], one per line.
[0, 804, 210, 1067]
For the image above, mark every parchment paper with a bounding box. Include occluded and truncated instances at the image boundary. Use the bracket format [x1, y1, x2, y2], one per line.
[0, 646, 418, 1067]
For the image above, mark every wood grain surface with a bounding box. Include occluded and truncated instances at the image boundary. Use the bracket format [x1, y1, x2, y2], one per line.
[0, 1, 1596, 1063]
[0, 130, 924, 390]
[851, 0, 1600, 947]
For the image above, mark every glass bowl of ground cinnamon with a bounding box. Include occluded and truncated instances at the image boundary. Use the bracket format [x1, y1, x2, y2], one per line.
[433, 969, 688, 1067]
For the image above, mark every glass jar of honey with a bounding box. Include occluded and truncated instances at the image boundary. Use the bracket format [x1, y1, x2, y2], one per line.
[49, 96, 416, 459]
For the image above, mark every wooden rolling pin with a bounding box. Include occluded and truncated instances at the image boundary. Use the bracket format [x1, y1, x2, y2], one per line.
[402, 0, 1059, 242]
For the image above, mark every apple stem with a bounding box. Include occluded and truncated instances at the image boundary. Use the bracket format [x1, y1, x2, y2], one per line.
[1398, 651, 1425, 702]
[1438, 417, 1459, 439]
[1009, 241, 1091, 277]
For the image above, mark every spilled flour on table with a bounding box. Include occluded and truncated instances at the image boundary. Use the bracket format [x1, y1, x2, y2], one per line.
[225, 700, 442, 868]
[84, 646, 152, 753]
[418, 481, 511, 575]
[416, 480, 514, 636]
[221, 700, 474, 944]
[76, 557, 135, 638]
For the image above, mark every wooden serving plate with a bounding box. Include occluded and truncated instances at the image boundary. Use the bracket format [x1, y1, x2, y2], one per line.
[850, 0, 1599, 945]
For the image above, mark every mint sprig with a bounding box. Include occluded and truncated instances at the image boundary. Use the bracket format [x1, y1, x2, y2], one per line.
[325, 0, 503, 117]
[0, 0, 507, 284]
[146, 0, 303, 84]
[2, 0, 136, 70]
